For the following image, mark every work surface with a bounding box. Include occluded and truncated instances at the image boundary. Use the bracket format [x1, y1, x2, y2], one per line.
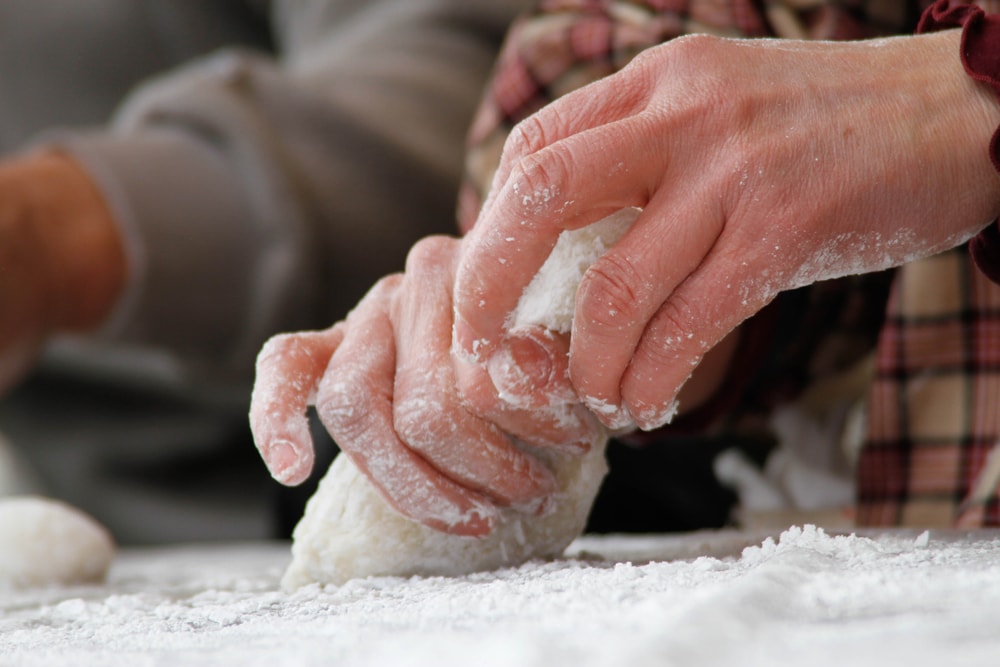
[3, 525, 1000, 667]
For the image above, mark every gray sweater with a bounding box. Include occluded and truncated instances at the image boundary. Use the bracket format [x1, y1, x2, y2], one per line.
[0, 0, 527, 542]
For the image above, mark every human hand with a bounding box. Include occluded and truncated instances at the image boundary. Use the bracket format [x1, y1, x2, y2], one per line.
[453, 29, 1000, 432]
[250, 235, 602, 536]
[0, 152, 126, 394]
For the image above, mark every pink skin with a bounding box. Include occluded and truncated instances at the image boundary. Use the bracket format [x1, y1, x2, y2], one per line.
[453, 30, 1000, 432]
[250, 236, 603, 536]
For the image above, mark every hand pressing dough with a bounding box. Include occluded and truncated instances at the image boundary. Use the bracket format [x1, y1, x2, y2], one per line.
[282, 210, 638, 589]
[0, 496, 115, 587]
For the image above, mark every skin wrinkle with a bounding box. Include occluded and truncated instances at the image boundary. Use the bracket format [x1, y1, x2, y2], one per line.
[323, 368, 498, 534]
[395, 386, 534, 505]
[359, 439, 497, 533]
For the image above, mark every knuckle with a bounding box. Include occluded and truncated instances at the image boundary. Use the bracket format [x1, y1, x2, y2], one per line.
[576, 252, 646, 332]
[371, 272, 403, 296]
[315, 372, 377, 443]
[621, 35, 702, 93]
[393, 392, 451, 451]
[256, 332, 298, 367]
[635, 295, 701, 370]
[506, 106, 571, 159]
[507, 114, 549, 158]
[657, 291, 696, 336]
[404, 235, 456, 273]
[454, 368, 497, 418]
[667, 32, 722, 62]
[506, 146, 573, 218]
[351, 274, 402, 319]
[393, 361, 467, 454]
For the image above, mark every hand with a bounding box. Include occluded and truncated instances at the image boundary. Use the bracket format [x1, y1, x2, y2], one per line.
[0, 152, 126, 393]
[250, 235, 602, 536]
[453, 29, 1000, 431]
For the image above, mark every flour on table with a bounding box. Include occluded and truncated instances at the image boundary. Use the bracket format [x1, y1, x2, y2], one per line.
[0, 496, 115, 587]
[282, 210, 637, 589]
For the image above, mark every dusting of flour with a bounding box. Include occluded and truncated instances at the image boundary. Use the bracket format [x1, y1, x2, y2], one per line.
[283, 210, 637, 588]
[6, 527, 1000, 667]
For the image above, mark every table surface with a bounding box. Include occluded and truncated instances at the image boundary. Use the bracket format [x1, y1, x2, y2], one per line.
[2, 526, 1000, 667]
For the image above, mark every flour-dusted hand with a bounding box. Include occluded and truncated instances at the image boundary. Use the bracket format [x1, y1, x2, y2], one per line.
[268, 234, 611, 587]
[454, 29, 1000, 432]
[250, 235, 601, 536]
[0, 152, 126, 394]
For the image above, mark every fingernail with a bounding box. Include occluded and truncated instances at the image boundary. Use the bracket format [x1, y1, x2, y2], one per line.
[268, 439, 304, 484]
[487, 335, 554, 407]
[633, 399, 680, 431]
[582, 395, 635, 432]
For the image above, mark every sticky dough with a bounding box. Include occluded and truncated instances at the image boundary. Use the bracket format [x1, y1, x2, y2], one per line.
[282, 210, 637, 589]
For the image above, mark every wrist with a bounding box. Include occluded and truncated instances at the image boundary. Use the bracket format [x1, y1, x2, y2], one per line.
[918, 1, 1000, 280]
[14, 151, 127, 333]
[903, 28, 1000, 227]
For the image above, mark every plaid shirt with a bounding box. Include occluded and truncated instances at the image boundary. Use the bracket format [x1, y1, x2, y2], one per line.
[460, 0, 1000, 528]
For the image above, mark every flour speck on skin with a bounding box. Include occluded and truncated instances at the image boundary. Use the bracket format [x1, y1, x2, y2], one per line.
[283, 210, 638, 589]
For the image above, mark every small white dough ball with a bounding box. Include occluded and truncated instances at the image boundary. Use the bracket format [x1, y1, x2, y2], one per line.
[0, 496, 115, 587]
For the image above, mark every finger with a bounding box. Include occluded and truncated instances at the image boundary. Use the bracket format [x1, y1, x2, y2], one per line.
[392, 237, 557, 508]
[621, 235, 776, 430]
[569, 189, 725, 429]
[478, 62, 654, 223]
[454, 350, 602, 455]
[453, 111, 664, 365]
[316, 276, 497, 536]
[250, 327, 344, 486]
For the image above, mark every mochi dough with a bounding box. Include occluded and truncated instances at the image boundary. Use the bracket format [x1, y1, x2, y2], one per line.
[0, 496, 115, 587]
[282, 210, 637, 589]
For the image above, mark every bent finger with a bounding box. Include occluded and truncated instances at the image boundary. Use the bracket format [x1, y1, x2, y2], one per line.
[479, 62, 654, 223]
[454, 112, 664, 366]
[250, 327, 344, 486]
[570, 190, 724, 429]
[621, 239, 776, 430]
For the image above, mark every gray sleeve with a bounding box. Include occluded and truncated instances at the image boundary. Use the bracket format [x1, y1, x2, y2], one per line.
[52, 0, 528, 386]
